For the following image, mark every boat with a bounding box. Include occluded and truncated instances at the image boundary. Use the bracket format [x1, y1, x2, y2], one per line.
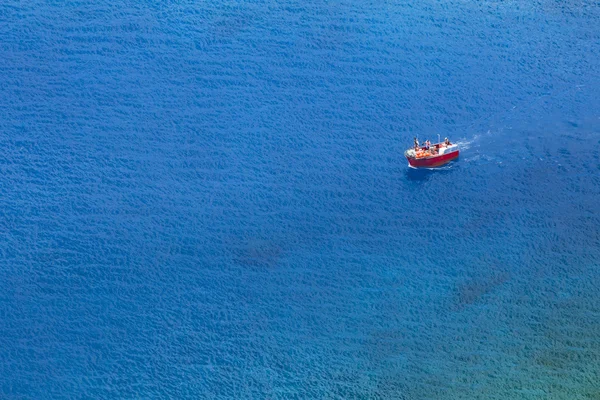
[404, 137, 459, 168]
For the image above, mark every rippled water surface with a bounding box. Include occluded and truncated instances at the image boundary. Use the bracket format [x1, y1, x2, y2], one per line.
[1, 0, 600, 398]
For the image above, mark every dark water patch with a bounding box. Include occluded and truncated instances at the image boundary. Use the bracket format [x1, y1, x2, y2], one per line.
[533, 348, 583, 370]
[231, 239, 283, 268]
[453, 269, 510, 310]
[558, 147, 571, 156]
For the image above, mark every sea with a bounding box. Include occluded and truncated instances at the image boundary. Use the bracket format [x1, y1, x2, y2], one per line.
[1, 0, 599, 398]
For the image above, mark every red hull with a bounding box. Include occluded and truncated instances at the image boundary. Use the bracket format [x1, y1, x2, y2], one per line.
[406, 150, 459, 168]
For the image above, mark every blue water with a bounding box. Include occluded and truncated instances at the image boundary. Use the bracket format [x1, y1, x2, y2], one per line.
[1, 0, 600, 398]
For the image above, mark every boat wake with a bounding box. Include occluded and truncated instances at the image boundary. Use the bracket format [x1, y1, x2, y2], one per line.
[453, 134, 479, 151]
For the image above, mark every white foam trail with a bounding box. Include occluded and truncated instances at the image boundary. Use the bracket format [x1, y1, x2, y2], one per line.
[454, 134, 478, 151]
[463, 154, 481, 162]
[429, 164, 454, 170]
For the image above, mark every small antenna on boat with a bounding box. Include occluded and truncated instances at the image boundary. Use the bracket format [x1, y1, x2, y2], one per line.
[438, 134, 441, 144]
